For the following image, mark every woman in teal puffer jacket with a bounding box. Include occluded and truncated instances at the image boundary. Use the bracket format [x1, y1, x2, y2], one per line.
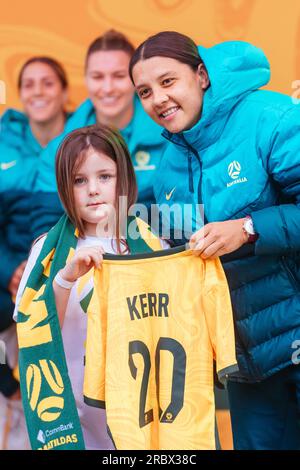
[0, 57, 69, 330]
[129, 31, 300, 449]
[0, 58, 69, 435]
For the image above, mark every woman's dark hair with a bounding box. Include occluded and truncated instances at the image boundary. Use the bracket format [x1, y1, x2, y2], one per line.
[18, 57, 68, 90]
[55, 124, 137, 251]
[85, 29, 135, 70]
[129, 31, 204, 83]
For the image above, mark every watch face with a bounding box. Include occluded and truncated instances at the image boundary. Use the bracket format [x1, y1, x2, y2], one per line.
[245, 219, 255, 235]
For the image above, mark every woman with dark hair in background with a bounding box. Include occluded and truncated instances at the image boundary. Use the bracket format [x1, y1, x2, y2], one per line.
[0, 56, 69, 449]
[31, 30, 167, 239]
[129, 31, 300, 450]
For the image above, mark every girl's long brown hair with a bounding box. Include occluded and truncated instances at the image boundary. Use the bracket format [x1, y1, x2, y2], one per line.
[55, 125, 137, 252]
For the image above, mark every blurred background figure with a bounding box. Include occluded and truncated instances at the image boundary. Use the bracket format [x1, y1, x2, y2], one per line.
[0, 56, 69, 449]
[31, 30, 167, 239]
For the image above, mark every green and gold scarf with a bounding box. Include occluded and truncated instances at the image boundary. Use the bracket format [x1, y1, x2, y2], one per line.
[16, 214, 161, 450]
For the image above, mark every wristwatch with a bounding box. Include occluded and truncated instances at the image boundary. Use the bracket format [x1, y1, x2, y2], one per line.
[242, 216, 258, 243]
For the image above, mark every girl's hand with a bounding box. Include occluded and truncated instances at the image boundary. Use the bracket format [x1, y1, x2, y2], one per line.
[59, 246, 105, 282]
[189, 218, 248, 259]
[8, 260, 27, 297]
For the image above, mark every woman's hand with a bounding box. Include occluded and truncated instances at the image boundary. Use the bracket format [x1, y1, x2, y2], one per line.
[59, 246, 105, 282]
[189, 218, 249, 259]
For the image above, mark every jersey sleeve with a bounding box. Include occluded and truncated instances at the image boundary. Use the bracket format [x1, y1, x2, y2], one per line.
[83, 268, 107, 409]
[202, 258, 238, 383]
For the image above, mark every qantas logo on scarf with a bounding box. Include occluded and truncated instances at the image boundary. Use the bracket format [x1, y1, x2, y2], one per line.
[227, 161, 248, 187]
[26, 359, 65, 422]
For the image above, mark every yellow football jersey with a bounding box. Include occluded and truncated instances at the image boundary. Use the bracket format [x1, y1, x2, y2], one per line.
[83, 247, 238, 450]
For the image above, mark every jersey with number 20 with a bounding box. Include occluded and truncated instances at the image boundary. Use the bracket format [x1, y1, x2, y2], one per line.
[83, 247, 238, 450]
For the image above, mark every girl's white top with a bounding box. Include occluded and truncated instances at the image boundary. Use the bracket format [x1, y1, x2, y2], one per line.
[14, 234, 169, 450]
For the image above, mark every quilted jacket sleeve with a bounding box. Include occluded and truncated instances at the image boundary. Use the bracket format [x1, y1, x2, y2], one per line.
[251, 105, 300, 255]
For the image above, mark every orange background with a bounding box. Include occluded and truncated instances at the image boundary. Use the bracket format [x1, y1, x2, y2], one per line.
[1, 0, 300, 110]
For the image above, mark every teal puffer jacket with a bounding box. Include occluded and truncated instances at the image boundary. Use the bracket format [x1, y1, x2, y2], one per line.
[0, 109, 71, 330]
[154, 41, 300, 382]
[0, 109, 42, 329]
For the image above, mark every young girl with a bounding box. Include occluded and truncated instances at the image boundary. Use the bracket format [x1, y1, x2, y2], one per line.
[14, 125, 168, 450]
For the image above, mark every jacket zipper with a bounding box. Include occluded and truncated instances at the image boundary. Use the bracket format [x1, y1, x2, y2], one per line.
[281, 256, 300, 291]
[180, 135, 207, 224]
[187, 152, 194, 193]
